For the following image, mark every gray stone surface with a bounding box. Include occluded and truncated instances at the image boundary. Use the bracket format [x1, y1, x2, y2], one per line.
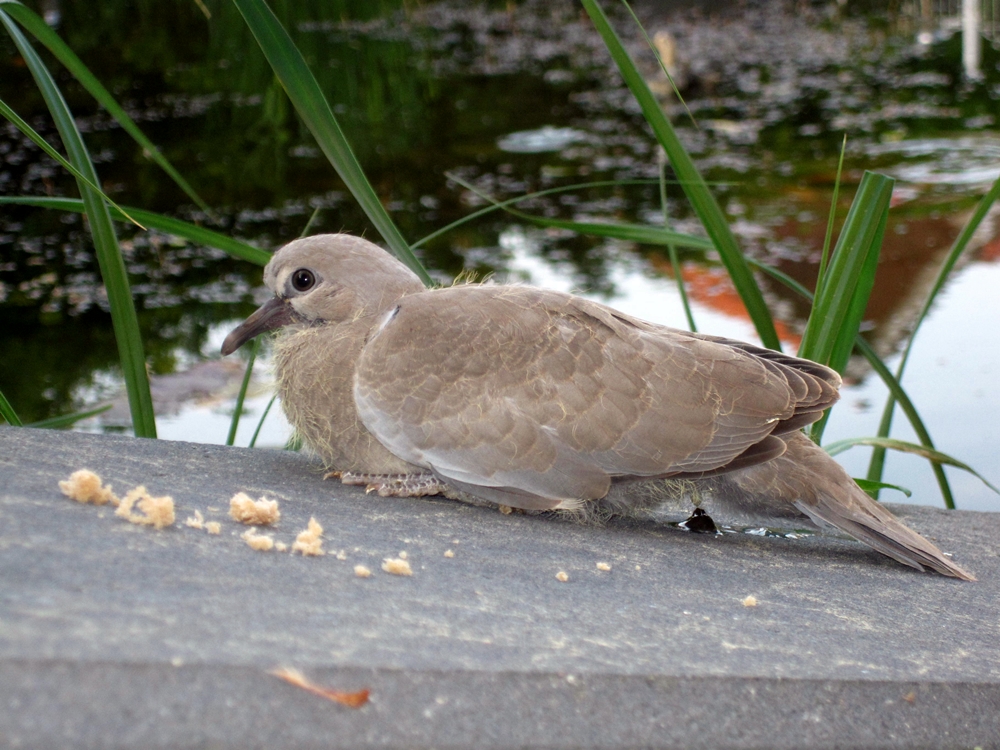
[1, 425, 998, 749]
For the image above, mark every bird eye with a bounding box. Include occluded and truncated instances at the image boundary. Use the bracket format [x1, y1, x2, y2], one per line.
[291, 268, 315, 292]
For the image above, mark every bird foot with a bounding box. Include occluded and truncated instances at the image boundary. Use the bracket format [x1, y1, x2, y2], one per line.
[332, 471, 447, 498]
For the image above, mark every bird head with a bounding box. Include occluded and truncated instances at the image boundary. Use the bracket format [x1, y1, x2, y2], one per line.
[221, 233, 425, 355]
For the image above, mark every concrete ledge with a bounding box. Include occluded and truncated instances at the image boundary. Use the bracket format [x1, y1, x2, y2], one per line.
[2, 426, 998, 749]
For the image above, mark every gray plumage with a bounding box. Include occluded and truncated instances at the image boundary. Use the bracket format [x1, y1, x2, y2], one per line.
[222, 233, 974, 580]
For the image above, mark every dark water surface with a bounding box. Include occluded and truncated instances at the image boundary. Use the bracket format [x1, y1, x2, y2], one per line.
[2, 0, 999, 509]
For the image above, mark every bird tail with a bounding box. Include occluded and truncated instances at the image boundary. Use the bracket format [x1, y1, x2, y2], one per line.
[794, 487, 975, 580]
[718, 432, 976, 580]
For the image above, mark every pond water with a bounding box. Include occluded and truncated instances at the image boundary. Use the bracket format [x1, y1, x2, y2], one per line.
[2, 0, 999, 510]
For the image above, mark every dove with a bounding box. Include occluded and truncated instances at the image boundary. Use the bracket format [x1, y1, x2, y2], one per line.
[222, 233, 974, 580]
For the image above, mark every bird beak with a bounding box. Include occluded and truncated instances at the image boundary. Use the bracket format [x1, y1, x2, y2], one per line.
[221, 296, 299, 355]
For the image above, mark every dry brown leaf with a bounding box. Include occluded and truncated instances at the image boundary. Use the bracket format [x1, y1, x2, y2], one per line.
[270, 667, 369, 708]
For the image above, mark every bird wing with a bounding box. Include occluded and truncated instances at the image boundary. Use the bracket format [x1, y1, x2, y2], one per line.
[354, 285, 839, 509]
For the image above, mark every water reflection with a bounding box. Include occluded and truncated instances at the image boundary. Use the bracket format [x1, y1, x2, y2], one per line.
[1, 0, 998, 508]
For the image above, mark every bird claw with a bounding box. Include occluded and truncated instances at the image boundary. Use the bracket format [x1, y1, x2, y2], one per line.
[334, 472, 445, 498]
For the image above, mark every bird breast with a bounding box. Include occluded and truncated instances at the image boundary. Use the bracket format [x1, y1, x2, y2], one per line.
[272, 319, 420, 474]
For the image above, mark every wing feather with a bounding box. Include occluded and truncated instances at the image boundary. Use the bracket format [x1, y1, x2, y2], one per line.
[354, 285, 840, 508]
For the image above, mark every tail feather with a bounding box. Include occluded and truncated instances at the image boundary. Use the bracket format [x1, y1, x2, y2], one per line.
[718, 432, 976, 580]
[794, 494, 976, 581]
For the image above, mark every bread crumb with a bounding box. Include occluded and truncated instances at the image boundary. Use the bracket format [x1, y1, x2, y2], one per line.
[229, 492, 280, 525]
[596, 562, 611, 571]
[115, 486, 175, 529]
[398, 550, 408, 560]
[292, 517, 324, 556]
[498, 504, 513, 515]
[354, 565, 372, 578]
[336, 550, 347, 560]
[635, 565, 641, 571]
[205, 521, 222, 535]
[443, 549, 455, 558]
[242, 527, 275, 551]
[59, 469, 117, 506]
[742, 595, 758, 607]
[555, 571, 569, 582]
[184, 509, 205, 529]
[275, 541, 288, 552]
[382, 557, 412, 576]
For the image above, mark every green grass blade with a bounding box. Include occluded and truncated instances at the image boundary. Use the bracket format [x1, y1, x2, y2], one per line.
[0, 196, 270, 265]
[0, 97, 144, 229]
[852, 478, 912, 498]
[231, 0, 432, 285]
[418, 178, 666, 249]
[0, 388, 23, 426]
[2, 12, 156, 438]
[300, 206, 323, 238]
[798, 171, 893, 374]
[249, 393, 278, 448]
[817, 134, 848, 286]
[867, 172, 1000, 492]
[853, 336, 955, 507]
[659, 153, 696, 331]
[825, 436, 999, 495]
[579, 0, 779, 350]
[825, 208, 884, 376]
[619, 0, 696, 127]
[447, 173, 715, 251]
[0, 0, 213, 214]
[27, 403, 112, 429]
[506, 215, 713, 251]
[748, 255, 958, 507]
[226, 337, 259, 446]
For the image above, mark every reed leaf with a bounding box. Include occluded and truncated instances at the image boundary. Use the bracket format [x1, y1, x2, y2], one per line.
[0, 388, 22, 426]
[1, 12, 156, 437]
[620, 0, 695, 126]
[446, 173, 715, 251]
[27, 404, 112, 429]
[798, 170, 893, 375]
[826, 436, 999, 495]
[0, 98, 144, 229]
[579, 0, 780, 350]
[798, 170, 891, 444]
[249, 393, 278, 448]
[659, 153, 696, 331]
[231, 0, 432, 285]
[747, 256, 957, 507]
[817, 134, 848, 285]
[419, 178, 668, 249]
[867, 173, 1000, 492]
[227, 337, 260, 446]
[853, 337, 955, 507]
[852, 478, 912, 498]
